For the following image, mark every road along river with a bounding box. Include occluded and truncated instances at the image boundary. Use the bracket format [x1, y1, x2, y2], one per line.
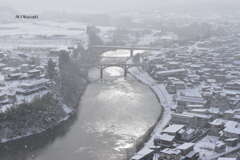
[0, 50, 162, 160]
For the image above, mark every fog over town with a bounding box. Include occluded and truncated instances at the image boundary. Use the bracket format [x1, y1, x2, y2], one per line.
[1, 0, 240, 160]
[1, 0, 240, 13]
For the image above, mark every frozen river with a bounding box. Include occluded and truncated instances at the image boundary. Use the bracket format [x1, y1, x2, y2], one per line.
[0, 50, 162, 160]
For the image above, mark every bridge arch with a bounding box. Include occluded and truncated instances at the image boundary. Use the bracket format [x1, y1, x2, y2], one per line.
[99, 64, 128, 79]
[99, 63, 142, 79]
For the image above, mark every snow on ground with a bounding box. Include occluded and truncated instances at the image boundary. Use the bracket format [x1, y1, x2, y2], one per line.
[0, 21, 86, 37]
[0, 21, 90, 49]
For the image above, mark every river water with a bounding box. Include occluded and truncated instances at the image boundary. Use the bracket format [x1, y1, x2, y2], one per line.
[0, 50, 161, 160]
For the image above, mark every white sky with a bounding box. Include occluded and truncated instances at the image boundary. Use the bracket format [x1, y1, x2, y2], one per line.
[0, 0, 240, 13]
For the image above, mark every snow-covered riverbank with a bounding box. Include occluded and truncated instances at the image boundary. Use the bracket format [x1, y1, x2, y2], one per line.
[128, 65, 174, 159]
[0, 104, 74, 144]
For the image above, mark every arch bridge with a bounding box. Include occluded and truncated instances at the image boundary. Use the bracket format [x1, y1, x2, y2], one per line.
[84, 45, 161, 79]
[99, 62, 142, 79]
[99, 57, 142, 79]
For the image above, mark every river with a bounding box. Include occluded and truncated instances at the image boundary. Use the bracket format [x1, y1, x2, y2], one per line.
[0, 50, 161, 160]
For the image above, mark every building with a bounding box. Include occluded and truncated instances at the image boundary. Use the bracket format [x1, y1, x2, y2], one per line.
[172, 112, 212, 128]
[209, 119, 225, 136]
[154, 134, 175, 147]
[5, 73, 22, 81]
[176, 95, 206, 106]
[131, 148, 154, 160]
[224, 138, 238, 147]
[178, 128, 197, 142]
[158, 148, 181, 160]
[0, 92, 8, 106]
[215, 141, 226, 153]
[28, 69, 41, 78]
[218, 157, 239, 160]
[162, 124, 185, 136]
[224, 81, 240, 90]
[154, 69, 187, 80]
[223, 121, 240, 139]
[17, 79, 49, 95]
[176, 143, 194, 156]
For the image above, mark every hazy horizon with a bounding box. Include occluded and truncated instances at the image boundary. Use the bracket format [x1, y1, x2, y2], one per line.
[1, 0, 240, 14]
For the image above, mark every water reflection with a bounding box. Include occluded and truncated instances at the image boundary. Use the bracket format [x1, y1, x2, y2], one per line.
[104, 67, 124, 77]
[0, 50, 161, 160]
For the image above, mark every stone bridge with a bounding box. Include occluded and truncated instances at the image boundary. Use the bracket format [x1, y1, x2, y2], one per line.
[99, 57, 142, 79]
[92, 45, 161, 57]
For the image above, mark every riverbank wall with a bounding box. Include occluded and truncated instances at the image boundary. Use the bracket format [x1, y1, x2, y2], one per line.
[127, 65, 172, 160]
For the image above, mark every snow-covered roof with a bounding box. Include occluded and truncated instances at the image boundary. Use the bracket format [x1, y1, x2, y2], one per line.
[160, 148, 181, 155]
[19, 78, 49, 88]
[209, 119, 225, 126]
[163, 124, 185, 134]
[28, 69, 41, 73]
[131, 148, 154, 160]
[208, 108, 221, 114]
[182, 112, 212, 119]
[176, 95, 206, 104]
[191, 108, 208, 113]
[186, 104, 205, 108]
[176, 143, 194, 150]
[215, 141, 225, 147]
[158, 134, 175, 142]
[224, 122, 240, 135]
[156, 69, 186, 76]
[218, 158, 238, 160]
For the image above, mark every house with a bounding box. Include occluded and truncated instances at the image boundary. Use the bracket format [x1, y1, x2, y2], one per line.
[232, 114, 240, 122]
[176, 143, 194, 156]
[162, 124, 185, 136]
[224, 110, 235, 120]
[5, 73, 22, 81]
[223, 121, 240, 139]
[172, 112, 212, 128]
[0, 92, 9, 106]
[154, 69, 187, 80]
[209, 119, 225, 136]
[184, 151, 199, 160]
[172, 80, 186, 90]
[224, 81, 240, 90]
[218, 157, 239, 160]
[176, 94, 206, 106]
[131, 148, 154, 160]
[175, 104, 185, 113]
[1, 67, 17, 75]
[208, 108, 222, 119]
[20, 64, 30, 72]
[224, 138, 238, 147]
[186, 104, 206, 110]
[215, 141, 226, 153]
[171, 113, 194, 126]
[17, 79, 49, 95]
[158, 148, 181, 160]
[178, 128, 197, 142]
[154, 134, 175, 147]
[189, 108, 208, 114]
[0, 63, 6, 69]
[28, 69, 41, 78]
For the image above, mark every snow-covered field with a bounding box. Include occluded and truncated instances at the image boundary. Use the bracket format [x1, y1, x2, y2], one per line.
[0, 21, 89, 49]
